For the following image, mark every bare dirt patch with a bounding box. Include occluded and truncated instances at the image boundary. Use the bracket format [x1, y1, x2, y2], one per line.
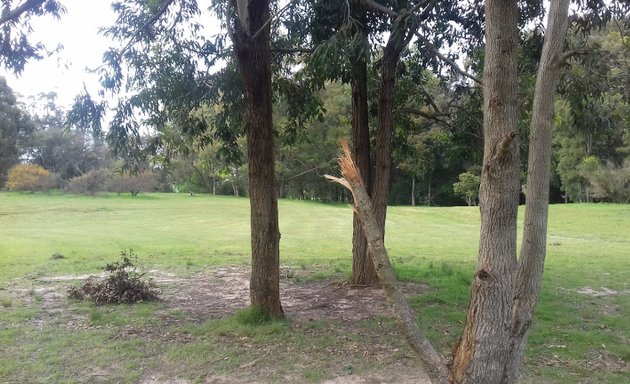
[577, 287, 619, 297]
[154, 266, 429, 324]
[3, 266, 432, 383]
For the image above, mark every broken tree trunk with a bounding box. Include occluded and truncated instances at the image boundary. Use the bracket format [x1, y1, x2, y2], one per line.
[326, 141, 449, 384]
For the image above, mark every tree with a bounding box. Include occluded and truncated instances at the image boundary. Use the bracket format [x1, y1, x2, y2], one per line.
[503, 0, 571, 379]
[0, 76, 33, 185]
[27, 127, 109, 181]
[453, 171, 480, 206]
[555, 23, 630, 201]
[584, 159, 630, 203]
[275, 82, 351, 201]
[347, 0, 377, 286]
[228, 0, 283, 317]
[0, 0, 65, 74]
[329, 0, 573, 382]
[335, 0, 486, 283]
[72, 0, 324, 318]
[397, 127, 453, 206]
[16, 92, 111, 182]
[449, 0, 521, 380]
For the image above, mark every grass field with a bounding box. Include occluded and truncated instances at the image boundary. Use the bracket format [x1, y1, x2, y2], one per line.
[0, 192, 628, 383]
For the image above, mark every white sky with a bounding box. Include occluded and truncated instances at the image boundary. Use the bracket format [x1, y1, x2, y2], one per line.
[4, 0, 219, 112]
[4, 0, 117, 108]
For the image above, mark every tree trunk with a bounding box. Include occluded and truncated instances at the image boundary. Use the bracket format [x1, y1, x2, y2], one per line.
[211, 165, 216, 195]
[449, 0, 520, 382]
[502, 1, 570, 382]
[411, 177, 416, 206]
[371, 18, 413, 262]
[349, 0, 378, 286]
[229, 0, 283, 318]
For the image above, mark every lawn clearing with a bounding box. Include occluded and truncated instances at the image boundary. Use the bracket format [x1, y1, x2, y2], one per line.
[0, 192, 628, 383]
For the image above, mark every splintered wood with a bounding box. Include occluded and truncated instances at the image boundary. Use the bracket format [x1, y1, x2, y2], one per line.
[325, 139, 449, 384]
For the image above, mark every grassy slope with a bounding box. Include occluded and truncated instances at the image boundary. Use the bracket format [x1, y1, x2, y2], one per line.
[0, 192, 628, 382]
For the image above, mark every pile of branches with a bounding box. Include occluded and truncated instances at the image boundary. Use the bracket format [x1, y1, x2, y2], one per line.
[69, 250, 159, 305]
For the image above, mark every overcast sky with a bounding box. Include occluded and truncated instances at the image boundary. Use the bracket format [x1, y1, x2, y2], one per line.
[4, 0, 118, 107]
[4, 0, 222, 112]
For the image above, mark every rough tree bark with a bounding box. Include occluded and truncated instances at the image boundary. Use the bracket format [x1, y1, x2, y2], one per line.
[449, 0, 521, 382]
[502, 0, 571, 382]
[349, 0, 378, 286]
[229, 0, 283, 318]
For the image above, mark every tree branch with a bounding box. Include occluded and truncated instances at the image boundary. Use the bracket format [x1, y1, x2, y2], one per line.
[325, 140, 449, 384]
[362, 0, 397, 17]
[416, 35, 482, 84]
[361, 0, 482, 85]
[117, 0, 177, 58]
[251, 0, 297, 41]
[271, 43, 314, 55]
[395, 107, 448, 120]
[409, 0, 433, 15]
[555, 48, 590, 67]
[417, 83, 441, 114]
[0, 0, 45, 25]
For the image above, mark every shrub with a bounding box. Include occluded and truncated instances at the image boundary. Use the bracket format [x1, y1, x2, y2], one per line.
[5, 164, 56, 192]
[107, 171, 160, 196]
[68, 250, 159, 305]
[453, 171, 481, 206]
[586, 160, 630, 204]
[67, 169, 109, 195]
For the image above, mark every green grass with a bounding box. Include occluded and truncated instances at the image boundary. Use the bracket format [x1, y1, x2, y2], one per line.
[0, 192, 629, 383]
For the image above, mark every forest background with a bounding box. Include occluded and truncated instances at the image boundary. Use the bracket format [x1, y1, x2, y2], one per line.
[1, 1, 629, 207]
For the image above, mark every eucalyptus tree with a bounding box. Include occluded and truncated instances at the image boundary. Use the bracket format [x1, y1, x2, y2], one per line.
[555, 22, 630, 201]
[328, 0, 603, 382]
[0, 76, 34, 184]
[0, 0, 65, 74]
[226, 0, 284, 316]
[309, 0, 485, 284]
[70, 0, 326, 318]
[306, 0, 378, 283]
[0, 0, 67, 181]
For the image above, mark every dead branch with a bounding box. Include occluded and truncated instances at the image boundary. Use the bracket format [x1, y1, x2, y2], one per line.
[238, 349, 271, 369]
[325, 140, 449, 384]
